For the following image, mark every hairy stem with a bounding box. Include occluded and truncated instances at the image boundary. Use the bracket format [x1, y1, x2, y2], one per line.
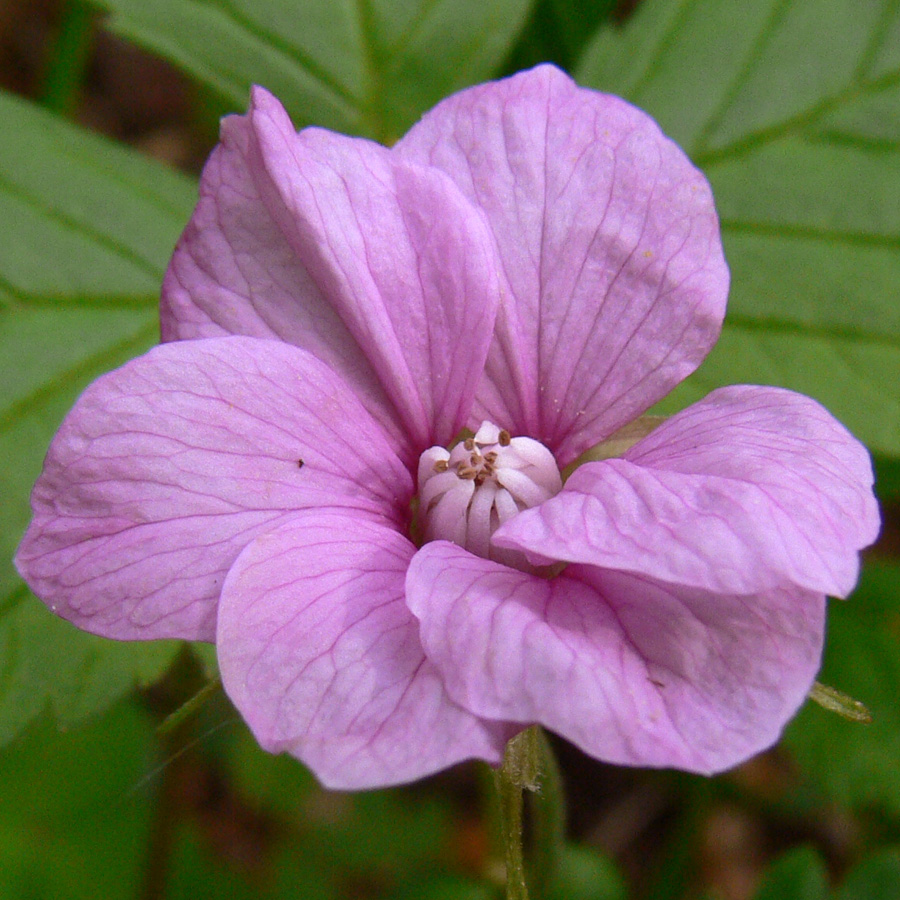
[495, 726, 568, 900]
[529, 729, 566, 897]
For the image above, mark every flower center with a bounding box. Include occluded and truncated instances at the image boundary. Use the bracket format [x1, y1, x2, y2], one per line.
[417, 421, 562, 566]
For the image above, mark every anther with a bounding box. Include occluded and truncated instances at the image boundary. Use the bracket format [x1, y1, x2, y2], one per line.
[416, 421, 563, 570]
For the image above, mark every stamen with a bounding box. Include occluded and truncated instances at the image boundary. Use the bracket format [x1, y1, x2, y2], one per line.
[417, 421, 562, 572]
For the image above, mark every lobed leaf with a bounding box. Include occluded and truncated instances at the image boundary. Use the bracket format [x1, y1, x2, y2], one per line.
[0, 90, 197, 745]
[94, 0, 535, 140]
[578, 0, 900, 456]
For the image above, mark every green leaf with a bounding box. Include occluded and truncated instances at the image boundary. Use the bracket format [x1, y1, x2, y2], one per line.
[0, 90, 197, 745]
[94, 0, 535, 140]
[393, 875, 495, 900]
[0, 699, 155, 900]
[225, 724, 453, 874]
[504, 0, 616, 73]
[874, 453, 900, 503]
[837, 850, 900, 900]
[548, 844, 627, 900]
[786, 560, 900, 813]
[0, 585, 182, 747]
[578, 0, 900, 456]
[0, 91, 193, 299]
[752, 846, 829, 900]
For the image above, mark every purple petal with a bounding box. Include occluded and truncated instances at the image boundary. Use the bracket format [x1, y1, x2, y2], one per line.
[217, 512, 507, 789]
[407, 542, 825, 774]
[398, 64, 729, 465]
[161, 101, 399, 443]
[164, 87, 501, 457]
[15, 337, 411, 642]
[495, 386, 879, 597]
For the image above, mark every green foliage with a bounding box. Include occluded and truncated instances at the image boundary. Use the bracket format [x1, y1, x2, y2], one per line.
[548, 844, 627, 900]
[752, 847, 900, 900]
[504, 0, 616, 73]
[874, 453, 900, 503]
[0, 700, 156, 900]
[786, 560, 900, 814]
[579, 0, 900, 457]
[0, 0, 539, 784]
[93, 0, 535, 140]
[0, 596, 180, 745]
[222, 725, 462, 894]
[753, 847, 829, 900]
[836, 850, 900, 900]
[0, 89, 194, 298]
[394, 878, 495, 900]
[0, 88, 196, 746]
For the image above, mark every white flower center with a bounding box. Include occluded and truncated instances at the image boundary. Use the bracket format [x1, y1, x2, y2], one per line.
[417, 421, 562, 565]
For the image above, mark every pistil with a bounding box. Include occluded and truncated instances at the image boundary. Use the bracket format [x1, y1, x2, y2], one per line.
[417, 422, 562, 568]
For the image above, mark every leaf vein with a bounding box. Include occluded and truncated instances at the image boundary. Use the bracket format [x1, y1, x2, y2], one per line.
[691, 0, 794, 157]
[0, 171, 167, 280]
[627, 0, 697, 102]
[854, 0, 900, 81]
[207, 0, 361, 106]
[697, 67, 900, 166]
[725, 313, 900, 350]
[0, 319, 157, 433]
[721, 218, 900, 249]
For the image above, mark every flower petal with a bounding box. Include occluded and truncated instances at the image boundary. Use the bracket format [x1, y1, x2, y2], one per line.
[165, 87, 501, 457]
[15, 337, 411, 642]
[496, 386, 878, 597]
[398, 64, 729, 465]
[218, 512, 508, 789]
[407, 542, 825, 774]
[161, 96, 400, 443]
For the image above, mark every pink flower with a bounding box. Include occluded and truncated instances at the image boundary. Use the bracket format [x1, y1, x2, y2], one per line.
[16, 65, 879, 789]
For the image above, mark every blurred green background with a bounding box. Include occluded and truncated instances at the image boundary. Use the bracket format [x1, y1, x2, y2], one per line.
[2, 0, 900, 897]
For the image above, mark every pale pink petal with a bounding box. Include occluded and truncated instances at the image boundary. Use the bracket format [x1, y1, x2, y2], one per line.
[495, 386, 878, 597]
[164, 87, 501, 456]
[407, 542, 825, 774]
[217, 512, 508, 789]
[15, 337, 411, 642]
[398, 64, 728, 465]
[160, 99, 402, 446]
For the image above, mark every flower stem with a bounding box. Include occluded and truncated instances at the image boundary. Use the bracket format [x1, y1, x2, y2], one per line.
[528, 729, 566, 898]
[496, 733, 533, 900]
[495, 727, 567, 899]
